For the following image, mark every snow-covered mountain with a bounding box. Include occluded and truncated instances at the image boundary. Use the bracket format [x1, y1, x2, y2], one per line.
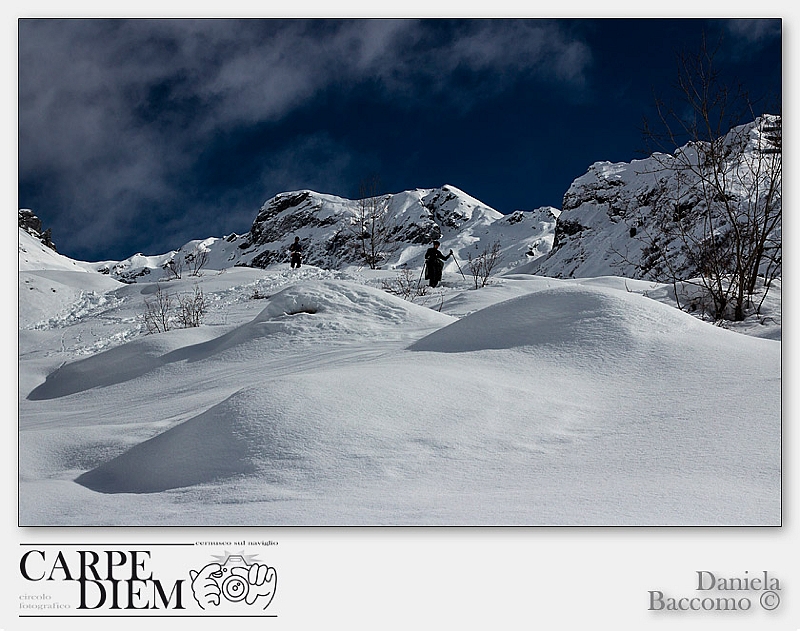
[527, 115, 782, 280]
[85, 116, 780, 291]
[91, 185, 558, 283]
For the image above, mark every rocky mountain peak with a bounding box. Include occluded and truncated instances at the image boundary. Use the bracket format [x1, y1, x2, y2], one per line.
[19, 209, 56, 251]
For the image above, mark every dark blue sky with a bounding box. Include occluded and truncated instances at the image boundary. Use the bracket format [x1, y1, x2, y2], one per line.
[18, 18, 781, 262]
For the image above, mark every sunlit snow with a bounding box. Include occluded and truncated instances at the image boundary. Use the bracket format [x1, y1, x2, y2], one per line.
[18, 228, 781, 525]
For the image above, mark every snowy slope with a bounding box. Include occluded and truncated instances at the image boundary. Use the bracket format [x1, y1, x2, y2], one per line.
[19, 228, 124, 328]
[19, 224, 96, 273]
[18, 255, 781, 525]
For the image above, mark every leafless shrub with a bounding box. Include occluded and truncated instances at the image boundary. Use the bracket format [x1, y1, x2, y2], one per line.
[143, 283, 207, 333]
[176, 285, 207, 328]
[351, 176, 399, 269]
[185, 247, 209, 277]
[163, 256, 183, 280]
[143, 284, 173, 333]
[381, 268, 428, 302]
[467, 241, 502, 289]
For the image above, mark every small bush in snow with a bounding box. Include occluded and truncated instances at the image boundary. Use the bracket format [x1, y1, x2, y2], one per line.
[185, 247, 209, 277]
[381, 268, 428, 302]
[163, 257, 183, 280]
[142, 284, 207, 333]
[176, 285, 207, 328]
[467, 241, 502, 289]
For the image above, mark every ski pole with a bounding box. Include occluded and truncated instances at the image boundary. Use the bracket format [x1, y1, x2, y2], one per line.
[450, 251, 466, 280]
[417, 262, 426, 291]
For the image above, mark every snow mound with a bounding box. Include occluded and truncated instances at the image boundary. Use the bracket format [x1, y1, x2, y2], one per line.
[166, 279, 455, 359]
[75, 389, 263, 493]
[73, 358, 578, 495]
[255, 279, 453, 329]
[409, 284, 705, 354]
[26, 333, 200, 400]
[27, 280, 455, 401]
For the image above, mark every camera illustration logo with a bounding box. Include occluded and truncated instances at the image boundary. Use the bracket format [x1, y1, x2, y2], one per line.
[189, 554, 277, 611]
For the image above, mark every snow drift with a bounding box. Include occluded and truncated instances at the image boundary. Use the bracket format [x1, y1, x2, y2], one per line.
[410, 284, 701, 353]
[28, 280, 455, 401]
[44, 279, 780, 526]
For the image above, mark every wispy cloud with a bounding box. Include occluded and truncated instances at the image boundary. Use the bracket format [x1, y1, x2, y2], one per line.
[355, 19, 592, 105]
[723, 18, 781, 46]
[18, 18, 593, 257]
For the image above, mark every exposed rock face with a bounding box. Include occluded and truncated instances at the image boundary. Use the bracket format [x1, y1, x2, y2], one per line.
[215, 184, 556, 273]
[19, 209, 56, 251]
[533, 115, 782, 281]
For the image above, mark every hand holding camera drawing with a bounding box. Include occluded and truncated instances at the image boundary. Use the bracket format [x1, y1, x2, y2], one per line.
[190, 555, 277, 610]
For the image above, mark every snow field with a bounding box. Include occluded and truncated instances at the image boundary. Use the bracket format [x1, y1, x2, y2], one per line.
[18, 254, 781, 525]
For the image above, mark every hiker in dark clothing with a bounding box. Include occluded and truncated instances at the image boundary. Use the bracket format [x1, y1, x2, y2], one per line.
[424, 241, 452, 288]
[289, 237, 302, 269]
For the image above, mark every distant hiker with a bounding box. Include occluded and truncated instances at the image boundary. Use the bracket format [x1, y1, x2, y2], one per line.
[289, 237, 302, 269]
[424, 240, 452, 288]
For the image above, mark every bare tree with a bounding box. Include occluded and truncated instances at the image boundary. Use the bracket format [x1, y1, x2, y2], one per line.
[640, 37, 781, 322]
[143, 284, 173, 333]
[467, 241, 502, 289]
[351, 176, 399, 269]
[163, 256, 183, 280]
[185, 246, 209, 277]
